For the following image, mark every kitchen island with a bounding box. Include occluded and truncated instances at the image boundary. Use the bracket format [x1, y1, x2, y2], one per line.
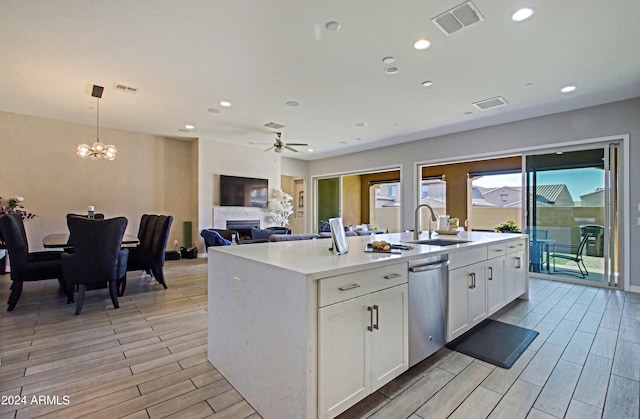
[208, 231, 528, 419]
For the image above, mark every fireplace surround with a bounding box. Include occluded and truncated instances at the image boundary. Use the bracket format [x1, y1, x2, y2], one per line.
[226, 219, 261, 240]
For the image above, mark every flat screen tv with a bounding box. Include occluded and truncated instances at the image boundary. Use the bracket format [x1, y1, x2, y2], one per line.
[219, 175, 268, 208]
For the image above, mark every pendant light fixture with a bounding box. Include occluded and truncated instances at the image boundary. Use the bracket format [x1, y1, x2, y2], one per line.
[77, 85, 118, 160]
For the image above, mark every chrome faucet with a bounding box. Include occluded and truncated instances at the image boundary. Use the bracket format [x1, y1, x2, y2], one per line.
[414, 204, 438, 240]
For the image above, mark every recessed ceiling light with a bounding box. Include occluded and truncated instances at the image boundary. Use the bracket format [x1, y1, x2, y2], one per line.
[382, 56, 395, 64]
[220, 100, 232, 107]
[184, 124, 194, 130]
[208, 108, 221, 113]
[307, 148, 314, 152]
[414, 39, 432, 50]
[325, 21, 340, 31]
[286, 100, 300, 107]
[464, 111, 473, 115]
[385, 66, 399, 74]
[525, 82, 534, 86]
[561, 85, 576, 93]
[512, 7, 535, 22]
[356, 138, 362, 141]
[340, 140, 348, 144]
[422, 80, 433, 87]
[355, 122, 367, 127]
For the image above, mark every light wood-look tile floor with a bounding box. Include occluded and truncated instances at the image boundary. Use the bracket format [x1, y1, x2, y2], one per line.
[1, 259, 639, 418]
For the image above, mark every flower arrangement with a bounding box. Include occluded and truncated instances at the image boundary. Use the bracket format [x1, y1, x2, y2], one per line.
[495, 220, 520, 233]
[267, 189, 293, 227]
[0, 196, 37, 219]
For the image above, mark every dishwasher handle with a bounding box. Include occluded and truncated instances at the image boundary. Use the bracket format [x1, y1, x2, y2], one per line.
[409, 259, 450, 273]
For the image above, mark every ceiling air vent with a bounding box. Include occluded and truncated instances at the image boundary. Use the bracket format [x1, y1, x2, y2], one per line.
[113, 83, 138, 94]
[432, 1, 484, 36]
[264, 121, 285, 129]
[472, 96, 509, 110]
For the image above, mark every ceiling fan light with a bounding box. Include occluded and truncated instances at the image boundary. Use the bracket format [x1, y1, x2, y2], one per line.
[274, 147, 283, 153]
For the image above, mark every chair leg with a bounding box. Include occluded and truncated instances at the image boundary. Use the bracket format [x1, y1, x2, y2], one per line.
[7, 281, 23, 311]
[117, 274, 127, 297]
[108, 281, 120, 309]
[66, 280, 75, 304]
[152, 266, 168, 289]
[75, 284, 86, 315]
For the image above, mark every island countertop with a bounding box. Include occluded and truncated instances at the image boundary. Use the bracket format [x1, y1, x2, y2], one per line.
[208, 230, 527, 280]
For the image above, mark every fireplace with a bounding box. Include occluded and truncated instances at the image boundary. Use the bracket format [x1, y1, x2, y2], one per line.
[227, 219, 261, 240]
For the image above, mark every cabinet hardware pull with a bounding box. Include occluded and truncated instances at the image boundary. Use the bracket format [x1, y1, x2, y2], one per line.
[493, 249, 504, 252]
[367, 306, 373, 331]
[383, 273, 402, 279]
[373, 305, 379, 330]
[488, 266, 493, 280]
[338, 283, 360, 291]
[468, 272, 476, 289]
[515, 257, 522, 269]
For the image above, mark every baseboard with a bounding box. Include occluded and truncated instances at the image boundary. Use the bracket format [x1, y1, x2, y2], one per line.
[629, 285, 640, 294]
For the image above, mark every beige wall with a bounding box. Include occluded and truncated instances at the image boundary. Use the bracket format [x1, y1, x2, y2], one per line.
[0, 111, 196, 251]
[341, 175, 361, 226]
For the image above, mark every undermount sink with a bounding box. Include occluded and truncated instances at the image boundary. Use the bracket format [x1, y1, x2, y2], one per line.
[408, 239, 470, 246]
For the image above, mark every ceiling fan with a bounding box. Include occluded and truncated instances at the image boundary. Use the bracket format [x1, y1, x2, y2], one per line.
[265, 132, 308, 153]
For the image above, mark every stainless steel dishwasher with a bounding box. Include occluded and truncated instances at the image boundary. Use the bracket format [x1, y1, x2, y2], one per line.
[408, 255, 449, 366]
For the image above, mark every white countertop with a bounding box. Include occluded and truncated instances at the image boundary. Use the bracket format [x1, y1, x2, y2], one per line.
[209, 231, 527, 280]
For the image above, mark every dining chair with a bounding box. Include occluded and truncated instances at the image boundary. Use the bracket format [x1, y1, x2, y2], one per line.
[66, 213, 105, 220]
[62, 216, 128, 315]
[0, 213, 64, 311]
[549, 233, 591, 278]
[123, 214, 173, 295]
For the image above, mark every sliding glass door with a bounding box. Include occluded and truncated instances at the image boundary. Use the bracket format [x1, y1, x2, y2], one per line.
[525, 144, 621, 287]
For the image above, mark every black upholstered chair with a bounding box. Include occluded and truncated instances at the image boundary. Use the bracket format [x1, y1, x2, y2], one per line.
[265, 226, 292, 234]
[124, 214, 173, 295]
[66, 213, 105, 220]
[0, 213, 64, 311]
[61, 216, 128, 315]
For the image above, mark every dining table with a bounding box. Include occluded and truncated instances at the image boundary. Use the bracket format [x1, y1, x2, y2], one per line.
[43, 233, 140, 249]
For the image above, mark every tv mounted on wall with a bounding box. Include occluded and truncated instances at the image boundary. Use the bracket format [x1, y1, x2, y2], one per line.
[219, 175, 268, 208]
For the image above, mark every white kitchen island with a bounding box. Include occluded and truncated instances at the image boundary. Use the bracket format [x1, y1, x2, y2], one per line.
[208, 231, 528, 419]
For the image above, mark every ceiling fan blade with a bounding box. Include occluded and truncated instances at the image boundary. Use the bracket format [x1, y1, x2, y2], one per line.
[284, 145, 299, 152]
[264, 146, 275, 152]
[285, 142, 308, 146]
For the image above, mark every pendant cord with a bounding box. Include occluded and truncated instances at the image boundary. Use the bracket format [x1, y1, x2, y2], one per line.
[96, 97, 100, 141]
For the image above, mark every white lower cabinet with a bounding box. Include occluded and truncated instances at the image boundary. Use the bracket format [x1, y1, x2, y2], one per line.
[505, 239, 527, 300]
[487, 244, 507, 315]
[447, 258, 487, 342]
[318, 283, 408, 418]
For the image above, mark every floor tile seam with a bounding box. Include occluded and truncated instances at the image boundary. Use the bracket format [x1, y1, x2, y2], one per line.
[609, 371, 640, 383]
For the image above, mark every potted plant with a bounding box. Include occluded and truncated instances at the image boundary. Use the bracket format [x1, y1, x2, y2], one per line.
[267, 189, 294, 227]
[495, 220, 520, 233]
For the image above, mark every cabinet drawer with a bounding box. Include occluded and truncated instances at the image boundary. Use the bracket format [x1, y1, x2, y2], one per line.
[318, 263, 407, 307]
[506, 239, 526, 254]
[487, 243, 507, 259]
[449, 247, 487, 270]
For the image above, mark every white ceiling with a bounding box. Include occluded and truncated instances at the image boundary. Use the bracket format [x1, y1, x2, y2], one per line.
[1, 0, 639, 160]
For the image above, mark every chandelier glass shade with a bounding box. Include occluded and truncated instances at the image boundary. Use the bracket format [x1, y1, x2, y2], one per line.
[77, 86, 117, 160]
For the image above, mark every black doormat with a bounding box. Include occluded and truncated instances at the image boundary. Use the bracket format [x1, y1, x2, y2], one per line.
[446, 319, 539, 368]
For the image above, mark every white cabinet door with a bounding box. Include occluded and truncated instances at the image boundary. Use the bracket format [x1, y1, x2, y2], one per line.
[467, 261, 487, 328]
[370, 284, 408, 391]
[447, 266, 470, 341]
[318, 284, 408, 419]
[448, 261, 487, 342]
[513, 249, 527, 296]
[486, 255, 506, 315]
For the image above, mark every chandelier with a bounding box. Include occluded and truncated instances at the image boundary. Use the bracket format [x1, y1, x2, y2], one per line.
[77, 85, 117, 160]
